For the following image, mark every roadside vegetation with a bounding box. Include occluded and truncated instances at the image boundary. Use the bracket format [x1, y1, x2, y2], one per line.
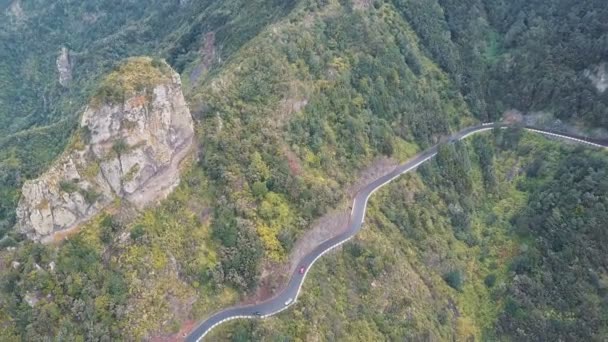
[209, 130, 608, 341]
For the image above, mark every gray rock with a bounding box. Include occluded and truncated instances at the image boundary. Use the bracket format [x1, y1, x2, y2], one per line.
[56, 47, 72, 87]
[24, 292, 40, 307]
[16, 59, 194, 241]
[6, 0, 25, 22]
[584, 62, 607, 93]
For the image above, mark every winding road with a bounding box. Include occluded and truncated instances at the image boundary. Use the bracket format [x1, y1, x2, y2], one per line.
[187, 123, 607, 341]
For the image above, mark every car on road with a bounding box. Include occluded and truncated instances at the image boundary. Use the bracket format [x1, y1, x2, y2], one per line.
[299, 266, 306, 274]
[254, 311, 262, 317]
[284, 298, 293, 306]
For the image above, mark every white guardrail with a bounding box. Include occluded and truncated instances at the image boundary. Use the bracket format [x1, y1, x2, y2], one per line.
[524, 127, 603, 148]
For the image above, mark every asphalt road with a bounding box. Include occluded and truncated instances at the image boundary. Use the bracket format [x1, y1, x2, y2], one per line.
[187, 123, 607, 341]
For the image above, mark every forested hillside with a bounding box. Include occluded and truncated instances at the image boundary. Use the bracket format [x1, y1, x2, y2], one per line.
[0, 0, 606, 340]
[209, 130, 608, 341]
[393, 0, 608, 126]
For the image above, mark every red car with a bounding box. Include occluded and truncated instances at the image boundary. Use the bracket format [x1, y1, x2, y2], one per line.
[299, 266, 306, 274]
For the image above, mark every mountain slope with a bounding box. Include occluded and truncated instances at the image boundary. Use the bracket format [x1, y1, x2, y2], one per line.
[0, 0, 607, 340]
[208, 131, 608, 341]
[392, 0, 608, 126]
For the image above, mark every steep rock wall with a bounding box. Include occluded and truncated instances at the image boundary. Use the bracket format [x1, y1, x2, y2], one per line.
[16, 57, 194, 241]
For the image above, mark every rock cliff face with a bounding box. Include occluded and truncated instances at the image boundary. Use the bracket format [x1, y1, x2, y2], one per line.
[16, 57, 194, 241]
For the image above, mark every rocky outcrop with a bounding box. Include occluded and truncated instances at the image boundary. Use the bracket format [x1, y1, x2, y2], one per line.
[584, 63, 607, 93]
[56, 47, 72, 87]
[6, 0, 25, 21]
[16, 57, 194, 241]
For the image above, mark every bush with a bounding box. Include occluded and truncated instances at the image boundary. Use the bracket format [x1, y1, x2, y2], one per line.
[443, 270, 464, 291]
[59, 180, 79, 193]
[130, 225, 145, 241]
[112, 139, 129, 155]
[251, 181, 268, 198]
[79, 188, 101, 204]
[484, 273, 497, 288]
[277, 230, 295, 251]
[100, 215, 121, 243]
[0, 236, 17, 249]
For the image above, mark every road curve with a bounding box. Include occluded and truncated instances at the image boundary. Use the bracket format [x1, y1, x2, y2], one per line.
[187, 123, 607, 341]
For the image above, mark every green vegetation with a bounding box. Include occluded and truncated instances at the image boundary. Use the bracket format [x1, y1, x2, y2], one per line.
[79, 187, 101, 204]
[92, 57, 171, 106]
[484, 274, 497, 288]
[111, 139, 129, 156]
[0, 0, 607, 340]
[443, 270, 464, 291]
[58, 180, 78, 194]
[123, 164, 140, 182]
[392, 0, 608, 125]
[0, 168, 234, 340]
[209, 130, 608, 341]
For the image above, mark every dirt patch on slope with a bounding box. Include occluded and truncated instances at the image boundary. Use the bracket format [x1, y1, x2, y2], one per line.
[190, 32, 217, 84]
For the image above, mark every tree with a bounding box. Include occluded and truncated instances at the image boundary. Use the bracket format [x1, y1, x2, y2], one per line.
[484, 274, 497, 288]
[251, 181, 268, 198]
